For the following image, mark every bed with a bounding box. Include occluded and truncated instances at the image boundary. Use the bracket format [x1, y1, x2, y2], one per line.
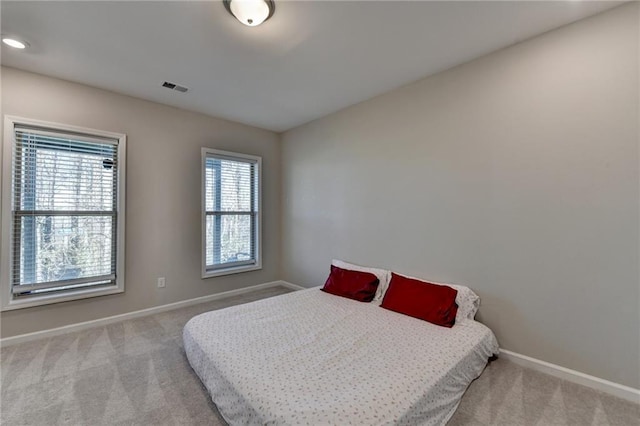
[183, 286, 499, 425]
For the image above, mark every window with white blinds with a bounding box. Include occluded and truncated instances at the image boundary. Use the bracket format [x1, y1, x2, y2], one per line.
[202, 148, 261, 277]
[1, 117, 126, 310]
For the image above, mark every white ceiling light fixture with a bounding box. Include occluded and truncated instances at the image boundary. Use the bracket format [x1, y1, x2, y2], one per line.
[2, 36, 29, 49]
[223, 0, 275, 27]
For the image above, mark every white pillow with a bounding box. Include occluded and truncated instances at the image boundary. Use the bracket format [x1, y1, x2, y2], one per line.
[331, 259, 391, 305]
[392, 272, 480, 324]
[447, 283, 480, 322]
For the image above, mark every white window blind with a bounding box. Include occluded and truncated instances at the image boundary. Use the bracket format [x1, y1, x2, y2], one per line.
[202, 149, 261, 276]
[10, 125, 120, 297]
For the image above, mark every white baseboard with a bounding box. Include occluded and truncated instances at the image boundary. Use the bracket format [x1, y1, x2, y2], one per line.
[0, 280, 299, 347]
[499, 349, 640, 404]
[279, 280, 307, 291]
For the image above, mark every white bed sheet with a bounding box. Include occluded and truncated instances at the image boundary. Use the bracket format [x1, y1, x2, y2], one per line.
[183, 287, 499, 425]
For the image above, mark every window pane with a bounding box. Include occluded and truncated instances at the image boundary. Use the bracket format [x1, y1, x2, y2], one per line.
[205, 158, 253, 212]
[15, 135, 116, 212]
[206, 214, 253, 267]
[15, 215, 114, 286]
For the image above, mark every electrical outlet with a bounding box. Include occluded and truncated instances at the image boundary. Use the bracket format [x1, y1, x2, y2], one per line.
[157, 277, 166, 288]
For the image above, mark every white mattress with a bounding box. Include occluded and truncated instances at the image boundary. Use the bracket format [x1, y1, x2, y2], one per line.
[183, 287, 499, 425]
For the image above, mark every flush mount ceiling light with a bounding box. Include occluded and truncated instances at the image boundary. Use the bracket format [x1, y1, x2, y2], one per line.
[223, 0, 275, 27]
[2, 36, 29, 49]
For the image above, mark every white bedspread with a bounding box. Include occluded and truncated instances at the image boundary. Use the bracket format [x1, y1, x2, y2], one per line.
[183, 288, 499, 425]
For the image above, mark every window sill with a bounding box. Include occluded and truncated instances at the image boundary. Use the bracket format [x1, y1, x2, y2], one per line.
[0, 285, 124, 311]
[202, 264, 262, 279]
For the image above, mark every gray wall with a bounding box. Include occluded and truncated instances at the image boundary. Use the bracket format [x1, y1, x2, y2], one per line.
[281, 4, 639, 388]
[1, 67, 281, 338]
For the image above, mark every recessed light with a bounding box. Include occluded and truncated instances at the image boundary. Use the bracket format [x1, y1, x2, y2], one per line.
[2, 37, 29, 49]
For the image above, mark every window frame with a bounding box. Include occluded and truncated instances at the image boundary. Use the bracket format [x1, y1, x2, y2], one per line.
[1, 116, 126, 311]
[201, 148, 262, 278]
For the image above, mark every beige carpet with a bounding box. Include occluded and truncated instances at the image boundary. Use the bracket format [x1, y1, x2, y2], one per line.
[1, 286, 638, 425]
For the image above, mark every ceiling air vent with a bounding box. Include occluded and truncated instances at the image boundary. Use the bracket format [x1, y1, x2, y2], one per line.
[162, 81, 188, 93]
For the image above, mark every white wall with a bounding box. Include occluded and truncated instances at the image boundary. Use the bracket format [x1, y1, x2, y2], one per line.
[281, 4, 639, 388]
[0, 67, 281, 338]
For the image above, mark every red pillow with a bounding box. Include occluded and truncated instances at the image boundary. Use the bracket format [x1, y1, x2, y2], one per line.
[321, 265, 380, 302]
[381, 273, 458, 327]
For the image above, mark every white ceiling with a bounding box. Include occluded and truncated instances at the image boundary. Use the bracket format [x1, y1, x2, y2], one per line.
[1, 1, 623, 132]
